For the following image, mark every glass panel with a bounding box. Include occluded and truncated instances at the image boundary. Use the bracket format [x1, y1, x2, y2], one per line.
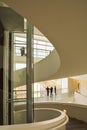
[13, 32, 27, 124]
[33, 32, 54, 61]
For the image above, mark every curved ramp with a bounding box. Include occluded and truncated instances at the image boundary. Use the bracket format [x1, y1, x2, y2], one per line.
[2, 0, 87, 79]
[14, 49, 60, 87]
[34, 49, 60, 82]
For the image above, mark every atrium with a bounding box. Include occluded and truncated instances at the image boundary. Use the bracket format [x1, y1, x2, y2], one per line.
[0, 0, 87, 130]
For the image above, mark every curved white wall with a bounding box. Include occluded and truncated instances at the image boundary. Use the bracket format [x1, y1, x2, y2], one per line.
[14, 108, 66, 124]
[0, 108, 68, 130]
[35, 102, 87, 123]
[14, 102, 87, 123]
[14, 49, 60, 87]
[34, 49, 60, 82]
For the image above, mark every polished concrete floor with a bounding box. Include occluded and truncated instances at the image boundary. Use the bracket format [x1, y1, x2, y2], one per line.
[34, 92, 74, 103]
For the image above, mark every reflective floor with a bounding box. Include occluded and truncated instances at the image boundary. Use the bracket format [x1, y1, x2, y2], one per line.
[34, 92, 75, 103]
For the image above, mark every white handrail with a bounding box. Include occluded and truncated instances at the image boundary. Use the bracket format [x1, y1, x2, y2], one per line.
[0, 108, 68, 130]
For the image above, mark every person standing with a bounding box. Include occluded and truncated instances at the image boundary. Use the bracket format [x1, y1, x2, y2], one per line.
[46, 86, 49, 96]
[54, 86, 56, 95]
[50, 87, 53, 96]
[20, 46, 25, 56]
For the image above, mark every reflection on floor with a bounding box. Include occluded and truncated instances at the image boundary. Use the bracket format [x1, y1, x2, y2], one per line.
[34, 93, 74, 103]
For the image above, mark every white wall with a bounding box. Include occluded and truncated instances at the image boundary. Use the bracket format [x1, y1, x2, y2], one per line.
[79, 80, 87, 96]
[74, 92, 87, 105]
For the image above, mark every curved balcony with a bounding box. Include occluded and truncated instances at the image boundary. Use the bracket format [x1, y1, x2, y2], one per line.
[14, 101, 87, 123]
[35, 102, 87, 123]
[0, 108, 68, 130]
